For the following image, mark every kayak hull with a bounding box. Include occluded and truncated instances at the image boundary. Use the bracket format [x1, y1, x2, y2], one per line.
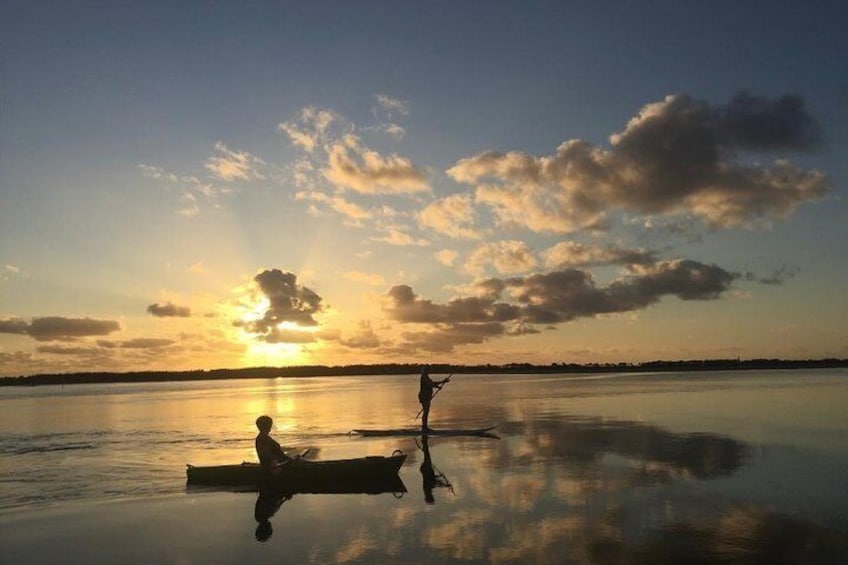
[186, 453, 406, 489]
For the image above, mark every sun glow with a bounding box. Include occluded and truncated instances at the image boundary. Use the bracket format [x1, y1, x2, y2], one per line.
[245, 340, 304, 366]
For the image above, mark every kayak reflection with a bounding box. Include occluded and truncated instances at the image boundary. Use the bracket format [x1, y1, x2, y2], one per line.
[249, 474, 408, 542]
[419, 435, 454, 505]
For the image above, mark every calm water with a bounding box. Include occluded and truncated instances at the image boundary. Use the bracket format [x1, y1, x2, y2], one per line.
[1, 370, 847, 563]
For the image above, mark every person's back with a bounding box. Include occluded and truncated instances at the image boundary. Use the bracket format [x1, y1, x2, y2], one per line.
[254, 415, 290, 467]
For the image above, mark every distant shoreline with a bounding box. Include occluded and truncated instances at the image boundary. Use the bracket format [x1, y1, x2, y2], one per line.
[1, 358, 846, 387]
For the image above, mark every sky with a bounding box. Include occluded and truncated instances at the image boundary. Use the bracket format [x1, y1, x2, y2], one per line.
[2, 1, 847, 376]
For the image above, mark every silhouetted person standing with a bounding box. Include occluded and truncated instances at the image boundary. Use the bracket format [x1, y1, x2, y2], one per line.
[419, 434, 451, 504]
[418, 365, 450, 432]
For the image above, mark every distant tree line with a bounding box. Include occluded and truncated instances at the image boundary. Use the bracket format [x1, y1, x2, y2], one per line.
[1, 358, 846, 387]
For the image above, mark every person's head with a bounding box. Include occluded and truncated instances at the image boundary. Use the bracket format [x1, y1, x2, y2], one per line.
[421, 364, 430, 374]
[255, 520, 273, 542]
[256, 415, 273, 433]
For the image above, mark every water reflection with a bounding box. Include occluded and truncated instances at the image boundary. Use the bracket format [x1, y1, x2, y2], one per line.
[417, 435, 453, 504]
[254, 489, 291, 542]
[242, 475, 408, 543]
[493, 416, 749, 480]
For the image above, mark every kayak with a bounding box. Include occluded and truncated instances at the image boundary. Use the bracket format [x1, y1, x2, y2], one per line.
[186, 471, 407, 495]
[186, 452, 406, 488]
[351, 425, 498, 438]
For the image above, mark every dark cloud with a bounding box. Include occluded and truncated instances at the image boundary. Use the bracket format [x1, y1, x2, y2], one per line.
[96, 338, 176, 349]
[398, 322, 507, 353]
[0, 316, 121, 341]
[744, 265, 801, 285]
[386, 285, 520, 324]
[35, 345, 102, 356]
[384, 259, 737, 352]
[720, 92, 822, 150]
[449, 92, 829, 232]
[0, 318, 29, 335]
[147, 302, 191, 317]
[235, 269, 325, 343]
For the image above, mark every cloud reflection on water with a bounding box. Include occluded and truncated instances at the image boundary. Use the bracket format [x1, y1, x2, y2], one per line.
[399, 414, 847, 563]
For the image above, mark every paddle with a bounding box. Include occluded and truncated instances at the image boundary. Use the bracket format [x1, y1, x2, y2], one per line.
[415, 373, 452, 421]
[273, 448, 310, 469]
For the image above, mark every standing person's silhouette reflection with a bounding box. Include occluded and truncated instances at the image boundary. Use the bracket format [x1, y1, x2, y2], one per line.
[253, 489, 292, 542]
[418, 434, 452, 504]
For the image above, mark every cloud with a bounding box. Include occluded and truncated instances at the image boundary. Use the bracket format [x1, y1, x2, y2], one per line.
[343, 271, 386, 286]
[234, 269, 325, 343]
[744, 265, 801, 285]
[397, 322, 506, 353]
[204, 141, 266, 182]
[448, 92, 828, 232]
[324, 135, 429, 195]
[418, 194, 482, 239]
[0, 318, 29, 335]
[337, 320, 382, 349]
[294, 191, 372, 222]
[138, 164, 178, 183]
[382, 259, 737, 351]
[465, 240, 538, 276]
[278, 107, 339, 153]
[384, 285, 520, 324]
[147, 302, 192, 317]
[370, 225, 430, 247]
[375, 94, 410, 116]
[96, 338, 176, 349]
[543, 242, 657, 269]
[1, 264, 22, 282]
[0, 316, 121, 341]
[509, 260, 738, 324]
[435, 249, 459, 266]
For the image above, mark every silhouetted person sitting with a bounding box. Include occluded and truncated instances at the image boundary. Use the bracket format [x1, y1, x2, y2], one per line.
[254, 488, 292, 542]
[418, 366, 450, 432]
[255, 415, 292, 467]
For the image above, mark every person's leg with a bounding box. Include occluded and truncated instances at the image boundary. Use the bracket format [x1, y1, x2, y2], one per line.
[421, 400, 430, 431]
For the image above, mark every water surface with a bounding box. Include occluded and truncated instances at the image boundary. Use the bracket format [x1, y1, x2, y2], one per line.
[1, 370, 847, 563]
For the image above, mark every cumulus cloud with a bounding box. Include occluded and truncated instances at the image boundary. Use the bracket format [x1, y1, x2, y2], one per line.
[0, 316, 121, 341]
[204, 142, 266, 182]
[278, 107, 339, 153]
[419, 194, 482, 239]
[280, 105, 425, 197]
[324, 135, 429, 195]
[448, 92, 828, 232]
[465, 240, 538, 276]
[543, 242, 657, 269]
[234, 269, 325, 343]
[435, 249, 459, 266]
[383, 259, 738, 351]
[147, 302, 192, 317]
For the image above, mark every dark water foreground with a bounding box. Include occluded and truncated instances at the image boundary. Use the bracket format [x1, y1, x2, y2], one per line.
[1, 370, 847, 563]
